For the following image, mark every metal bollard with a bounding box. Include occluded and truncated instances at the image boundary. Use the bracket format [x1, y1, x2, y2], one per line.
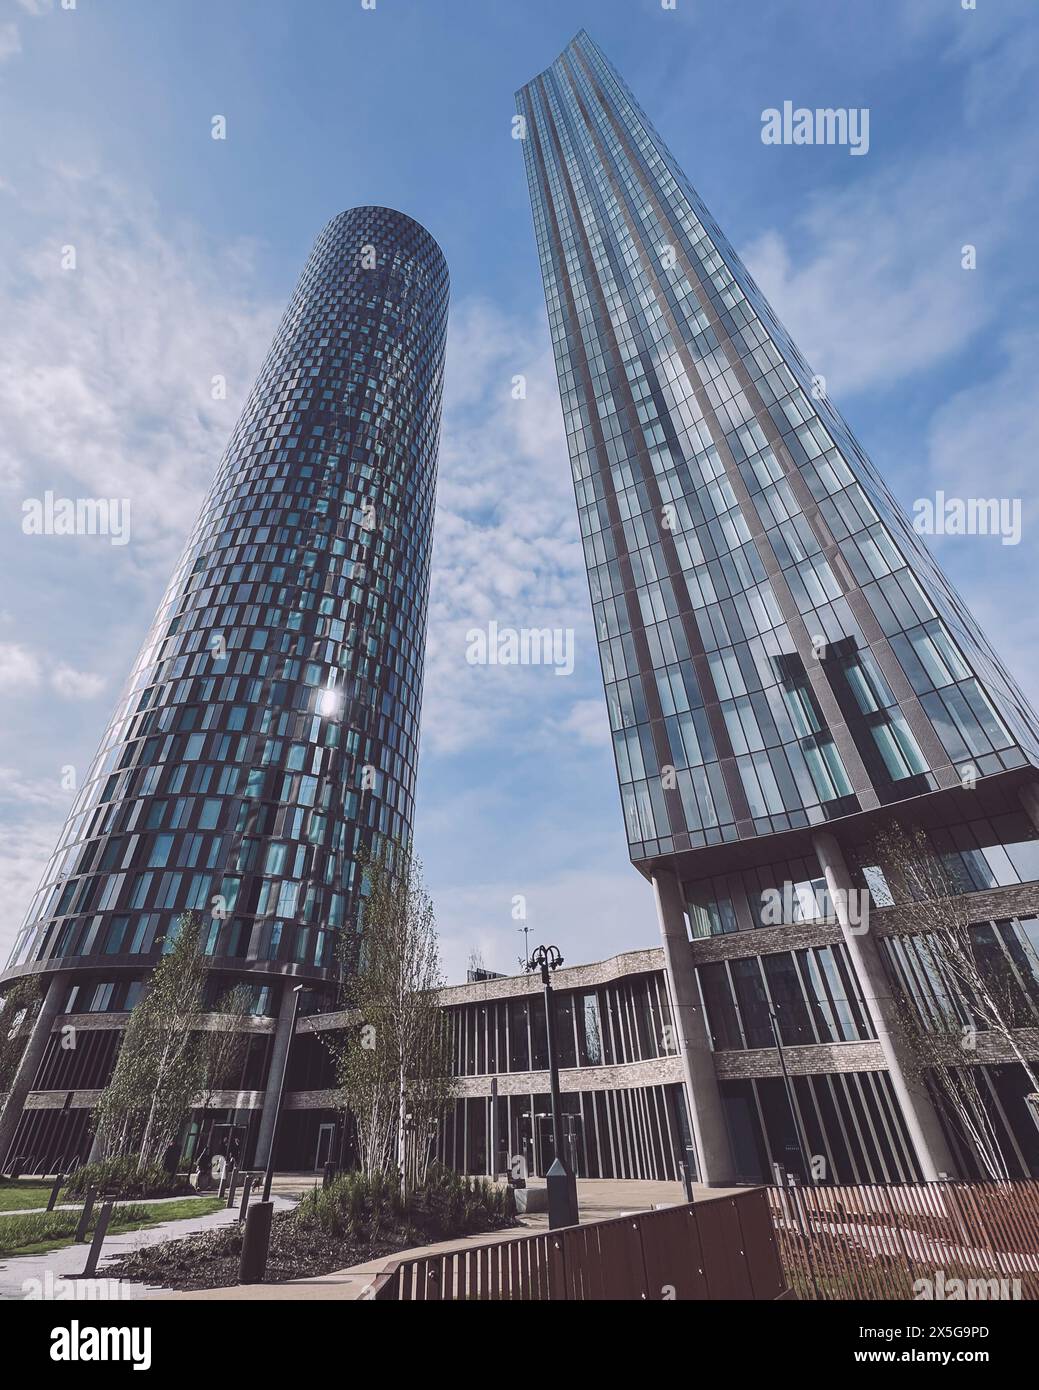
[74, 1186, 97, 1243]
[678, 1160, 694, 1204]
[46, 1172, 64, 1212]
[238, 1173, 254, 1223]
[81, 1200, 114, 1278]
[238, 1199, 274, 1284]
[225, 1164, 239, 1209]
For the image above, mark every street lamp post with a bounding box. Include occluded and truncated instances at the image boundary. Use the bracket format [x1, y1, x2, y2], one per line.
[525, 944, 579, 1228]
[262, 984, 304, 1203]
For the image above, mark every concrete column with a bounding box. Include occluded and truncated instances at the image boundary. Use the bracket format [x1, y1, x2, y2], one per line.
[489, 1076, 499, 1178]
[812, 831, 957, 1182]
[253, 984, 297, 1169]
[652, 870, 737, 1185]
[1018, 782, 1039, 835]
[0, 971, 67, 1168]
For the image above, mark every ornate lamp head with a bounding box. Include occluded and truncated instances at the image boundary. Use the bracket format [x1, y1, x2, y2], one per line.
[525, 943, 564, 983]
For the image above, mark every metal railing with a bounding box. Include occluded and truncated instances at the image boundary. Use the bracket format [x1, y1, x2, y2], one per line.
[366, 1188, 787, 1301]
[767, 1179, 1039, 1300]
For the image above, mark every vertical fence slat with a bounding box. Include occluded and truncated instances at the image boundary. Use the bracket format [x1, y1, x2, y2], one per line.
[762, 1179, 1039, 1301]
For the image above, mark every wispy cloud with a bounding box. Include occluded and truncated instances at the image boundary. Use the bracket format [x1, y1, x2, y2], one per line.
[0, 22, 21, 63]
[0, 765, 73, 810]
[739, 4, 1039, 402]
[50, 663, 106, 700]
[423, 297, 592, 755]
[552, 698, 612, 749]
[0, 641, 41, 692]
[0, 166, 279, 579]
[0, 640, 105, 700]
[740, 145, 1026, 400]
[435, 864, 658, 986]
[922, 331, 1039, 699]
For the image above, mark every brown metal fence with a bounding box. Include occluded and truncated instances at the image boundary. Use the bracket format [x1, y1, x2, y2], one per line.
[367, 1188, 787, 1301]
[767, 1180, 1039, 1300]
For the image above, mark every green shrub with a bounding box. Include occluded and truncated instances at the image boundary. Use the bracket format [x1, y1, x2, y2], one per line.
[294, 1165, 516, 1245]
[294, 1168, 406, 1241]
[414, 1166, 516, 1237]
[64, 1157, 190, 1200]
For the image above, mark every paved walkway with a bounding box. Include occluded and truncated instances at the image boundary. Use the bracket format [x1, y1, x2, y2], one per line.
[0, 1193, 297, 1301]
[166, 1178, 746, 1302]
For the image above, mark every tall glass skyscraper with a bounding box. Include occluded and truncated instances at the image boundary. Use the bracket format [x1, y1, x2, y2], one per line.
[0, 207, 448, 1168]
[518, 33, 1039, 1184]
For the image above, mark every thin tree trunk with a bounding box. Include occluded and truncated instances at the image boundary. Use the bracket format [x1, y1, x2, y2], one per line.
[397, 1064, 407, 1198]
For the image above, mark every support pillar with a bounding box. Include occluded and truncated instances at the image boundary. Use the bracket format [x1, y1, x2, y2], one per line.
[812, 831, 957, 1182]
[0, 971, 67, 1168]
[489, 1076, 499, 1178]
[652, 870, 736, 1185]
[253, 985, 297, 1170]
[1018, 782, 1039, 836]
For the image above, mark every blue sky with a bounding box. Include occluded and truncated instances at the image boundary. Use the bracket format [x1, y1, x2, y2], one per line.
[0, 0, 1037, 981]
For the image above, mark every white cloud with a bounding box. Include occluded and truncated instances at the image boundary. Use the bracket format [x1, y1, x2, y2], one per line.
[922, 332, 1039, 703]
[739, 143, 1024, 400]
[0, 769, 74, 964]
[925, 332, 1039, 508]
[422, 297, 593, 755]
[50, 662, 106, 700]
[554, 698, 612, 749]
[0, 818, 65, 960]
[16, 0, 54, 15]
[0, 641, 42, 691]
[0, 166, 279, 580]
[0, 765, 72, 810]
[739, 10, 1039, 404]
[0, 22, 21, 63]
[0, 644, 105, 699]
[435, 865, 658, 986]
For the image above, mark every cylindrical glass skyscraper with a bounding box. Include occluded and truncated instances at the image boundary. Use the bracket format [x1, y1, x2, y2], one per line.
[0, 207, 448, 1165]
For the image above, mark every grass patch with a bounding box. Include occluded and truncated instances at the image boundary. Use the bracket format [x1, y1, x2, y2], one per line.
[0, 1196, 223, 1259]
[0, 1179, 56, 1213]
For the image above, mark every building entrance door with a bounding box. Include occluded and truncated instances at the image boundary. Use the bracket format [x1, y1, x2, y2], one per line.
[314, 1123, 336, 1171]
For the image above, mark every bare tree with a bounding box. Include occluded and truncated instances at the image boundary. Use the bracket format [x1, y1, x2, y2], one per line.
[329, 839, 451, 1193]
[94, 912, 209, 1170]
[865, 821, 1039, 1177]
[195, 983, 253, 1155]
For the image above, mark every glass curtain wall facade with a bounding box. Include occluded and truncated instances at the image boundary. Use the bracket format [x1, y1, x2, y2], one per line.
[518, 32, 1039, 1183]
[0, 207, 448, 1167]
